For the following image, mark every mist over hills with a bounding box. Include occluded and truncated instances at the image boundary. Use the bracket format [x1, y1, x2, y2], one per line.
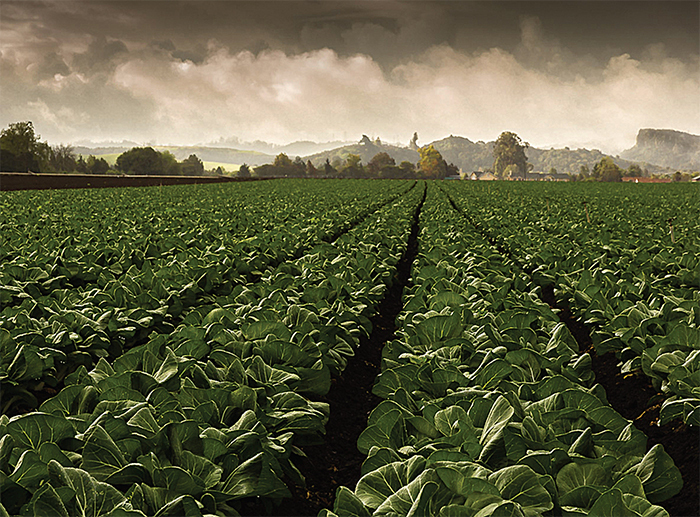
[75, 128, 699, 175]
[207, 138, 355, 158]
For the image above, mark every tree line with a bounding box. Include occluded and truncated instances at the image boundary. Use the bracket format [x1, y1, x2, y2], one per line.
[0, 122, 211, 176]
[2, 121, 675, 181]
[491, 131, 680, 182]
[248, 144, 459, 180]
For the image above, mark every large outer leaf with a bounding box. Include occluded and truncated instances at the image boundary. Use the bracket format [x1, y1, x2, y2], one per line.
[373, 470, 439, 517]
[47, 460, 127, 517]
[217, 451, 290, 500]
[243, 321, 292, 342]
[25, 483, 70, 517]
[435, 462, 497, 497]
[332, 486, 370, 517]
[586, 488, 637, 517]
[356, 408, 405, 455]
[479, 395, 514, 451]
[414, 312, 464, 347]
[7, 413, 74, 450]
[79, 424, 126, 481]
[9, 450, 47, 491]
[631, 444, 683, 503]
[555, 461, 611, 496]
[355, 456, 426, 509]
[488, 464, 554, 515]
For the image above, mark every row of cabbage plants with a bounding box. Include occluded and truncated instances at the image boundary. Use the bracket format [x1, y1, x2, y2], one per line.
[0, 179, 413, 415]
[324, 183, 682, 517]
[0, 181, 423, 516]
[446, 181, 700, 427]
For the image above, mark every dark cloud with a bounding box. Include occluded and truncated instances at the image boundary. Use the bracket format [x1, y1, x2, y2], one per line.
[0, 1, 697, 150]
[72, 36, 129, 74]
[34, 51, 70, 79]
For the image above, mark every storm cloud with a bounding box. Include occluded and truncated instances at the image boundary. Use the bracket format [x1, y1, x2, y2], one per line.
[1, 1, 698, 152]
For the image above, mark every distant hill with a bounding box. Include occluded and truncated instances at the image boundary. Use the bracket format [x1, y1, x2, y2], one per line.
[429, 136, 670, 175]
[208, 138, 354, 157]
[621, 129, 700, 171]
[155, 146, 272, 166]
[74, 146, 132, 156]
[305, 138, 419, 167]
[74, 145, 273, 167]
[430, 136, 494, 171]
[302, 135, 674, 176]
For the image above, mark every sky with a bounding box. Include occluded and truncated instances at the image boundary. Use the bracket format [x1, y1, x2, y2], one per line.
[1, 1, 698, 153]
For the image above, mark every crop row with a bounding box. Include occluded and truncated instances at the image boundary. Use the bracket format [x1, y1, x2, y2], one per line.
[1, 179, 413, 415]
[324, 183, 682, 516]
[0, 181, 423, 516]
[445, 181, 700, 427]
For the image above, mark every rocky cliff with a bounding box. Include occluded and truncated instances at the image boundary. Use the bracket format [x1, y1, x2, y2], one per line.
[621, 129, 700, 170]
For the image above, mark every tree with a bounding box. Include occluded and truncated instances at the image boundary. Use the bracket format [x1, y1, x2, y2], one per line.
[627, 164, 643, 177]
[306, 160, 318, 176]
[409, 132, 419, 150]
[418, 145, 447, 179]
[493, 131, 529, 179]
[48, 144, 77, 172]
[504, 164, 520, 179]
[292, 156, 306, 176]
[399, 161, 416, 178]
[324, 158, 336, 176]
[367, 152, 395, 177]
[273, 153, 293, 168]
[116, 147, 157, 175]
[340, 154, 363, 178]
[87, 155, 110, 175]
[160, 151, 181, 175]
[592, 156, 622, 182]
[76, 156, 88, 174]
[238, 163, 251, 178]
[259, 153, 304, 177]
[181, 154, 204, 176]
[116, 147, 180, 175]
[0, 121, 42, 172]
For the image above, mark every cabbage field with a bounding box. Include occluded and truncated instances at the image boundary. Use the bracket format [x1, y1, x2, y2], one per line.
[0, 179, 698, 517]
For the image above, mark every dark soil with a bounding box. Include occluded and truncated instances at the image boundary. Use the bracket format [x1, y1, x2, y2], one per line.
[540, 285, 700, 517]
[0, 172, 260, 191]
[239, 184, 426, 516]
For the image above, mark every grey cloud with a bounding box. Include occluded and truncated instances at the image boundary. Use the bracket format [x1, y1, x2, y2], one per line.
[72, 36, 129, 74]
[149, 39, 207, 64]
[33, 51, 70, 80]
[151, 39, 176, 52]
